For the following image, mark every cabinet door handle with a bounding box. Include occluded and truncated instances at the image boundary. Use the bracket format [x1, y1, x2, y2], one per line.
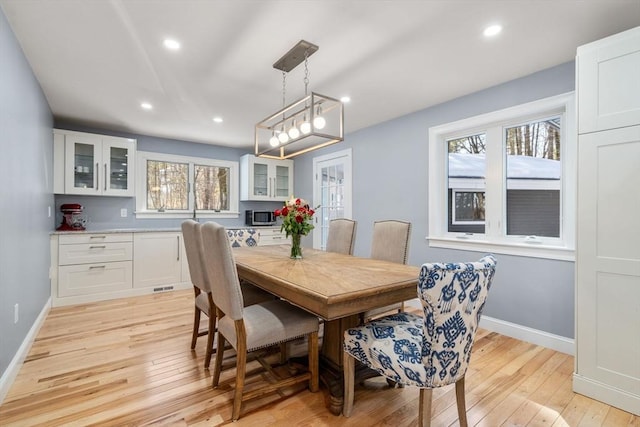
[177, 235, 180, 261]
[96, 162, 99, 191]
[89, 265, 106, 269]
[89, 235, 107, 239]
[89, 245, 106, 249]
[104, 163, 107, 191]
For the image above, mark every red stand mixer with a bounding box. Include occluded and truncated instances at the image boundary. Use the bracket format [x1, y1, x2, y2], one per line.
[56, 203, 86, 231]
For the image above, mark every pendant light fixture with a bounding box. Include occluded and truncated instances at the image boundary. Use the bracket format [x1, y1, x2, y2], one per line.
[255, 40, 344, 159]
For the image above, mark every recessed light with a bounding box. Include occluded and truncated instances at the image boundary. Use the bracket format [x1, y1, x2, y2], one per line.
[141, 102, 153, 110]
[163, 38, 181, 50]
[212, 117, 223, 123]
[483, 24, 502, 37]
[340, 96, 351, 103]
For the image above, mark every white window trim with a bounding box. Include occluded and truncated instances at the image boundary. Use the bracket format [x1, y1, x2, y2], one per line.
[135, 151, 240, 219]
[428, 92, 576, 261]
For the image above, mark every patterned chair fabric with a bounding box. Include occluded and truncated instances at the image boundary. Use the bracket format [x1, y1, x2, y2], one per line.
[344, 255, 497, 389]
[226, 228, 259, 247]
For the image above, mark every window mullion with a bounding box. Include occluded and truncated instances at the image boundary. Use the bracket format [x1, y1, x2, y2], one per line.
[484, 126, 503, 239]
[188, 162, 195, 211]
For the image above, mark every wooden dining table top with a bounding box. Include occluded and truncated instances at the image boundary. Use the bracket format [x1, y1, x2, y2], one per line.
[233, 245, 421, 321]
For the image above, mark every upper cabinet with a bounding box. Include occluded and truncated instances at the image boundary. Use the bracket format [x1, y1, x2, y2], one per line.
[54, 129, 136, 196]
[240, 154, 293, 201]
[577, 26, 640, 134]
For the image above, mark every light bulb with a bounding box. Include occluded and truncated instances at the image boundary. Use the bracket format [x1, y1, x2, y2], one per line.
[313, 115, 326, 130]
[300, 120, 311, 134]
[269, 135, 279, 147]
[278, 131, 289, 143]
[288, 120, 300, 139]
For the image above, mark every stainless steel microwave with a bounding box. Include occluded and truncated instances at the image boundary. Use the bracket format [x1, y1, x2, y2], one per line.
[245, 210, 276, 226]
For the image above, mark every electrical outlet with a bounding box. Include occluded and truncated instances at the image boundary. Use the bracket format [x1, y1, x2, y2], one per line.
[14, 303, 19, 324]
[120, 208, 127, 217]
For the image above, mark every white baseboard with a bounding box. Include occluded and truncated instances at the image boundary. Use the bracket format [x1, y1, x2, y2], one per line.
[573, 373, 640, 416]
[480, 315, 574, 355]
[0, 297, 51, 405]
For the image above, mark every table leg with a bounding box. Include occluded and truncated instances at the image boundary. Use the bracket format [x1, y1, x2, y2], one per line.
[319, 314, 360, 415]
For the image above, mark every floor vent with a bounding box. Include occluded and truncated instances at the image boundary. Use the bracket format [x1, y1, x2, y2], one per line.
[153, 286, 174, 292]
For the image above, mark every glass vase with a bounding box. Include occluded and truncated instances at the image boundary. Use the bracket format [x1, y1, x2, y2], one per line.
[290, 233, 303, 259]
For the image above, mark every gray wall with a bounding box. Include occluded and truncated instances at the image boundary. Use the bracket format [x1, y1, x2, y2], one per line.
[0, 5, 577, 389]
[295, 61, 576, 339]
[0, 9, 54, 379]
[53, 121, 282, 230]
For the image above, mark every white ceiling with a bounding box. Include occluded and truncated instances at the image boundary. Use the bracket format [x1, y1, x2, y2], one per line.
[2, 0, 639, 150]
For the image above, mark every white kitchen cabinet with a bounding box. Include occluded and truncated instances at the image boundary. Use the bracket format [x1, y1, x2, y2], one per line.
[257, 227, 286, 246]
[574, 26, 640, 416]
[54, 232, 133, 300]
[133, 232, 183, 289]
[577, 27, 640, 134]
[53, 129, 136, 196]
[240, 154, 293, 201]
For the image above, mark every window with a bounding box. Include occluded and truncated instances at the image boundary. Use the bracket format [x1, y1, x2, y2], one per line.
[136, 151, 239, 219]
[428, 93, 576, 260]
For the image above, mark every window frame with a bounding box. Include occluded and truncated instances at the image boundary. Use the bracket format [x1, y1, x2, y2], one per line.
[428, 93, 576, 261]
[451, 189, 486, 226]
[135, 151, 239, 219]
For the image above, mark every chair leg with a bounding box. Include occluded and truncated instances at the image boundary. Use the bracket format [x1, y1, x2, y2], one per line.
[342, 351, 355, 417]
[204, 313, 216, 369]
[232, 339, 247, 421]
[455, 376, 468, 427]
[308, 331, 319, 392]
[418, 388, 433, 427]
[212, 333, 225, 388]
[191, 308, 201, 349]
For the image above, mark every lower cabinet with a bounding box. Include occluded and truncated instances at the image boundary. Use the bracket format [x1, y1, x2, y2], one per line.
[51, 227, 286, 306]
[257, 227, 286, 245]
[133, 232, 183, 289]
[54, 232, 134, 304]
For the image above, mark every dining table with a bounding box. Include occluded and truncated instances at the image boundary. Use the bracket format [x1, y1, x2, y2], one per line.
[232, 244, 421, 415]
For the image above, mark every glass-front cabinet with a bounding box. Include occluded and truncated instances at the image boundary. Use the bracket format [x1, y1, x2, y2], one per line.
[54, 129, 136, 196]
[240, 154, 293, 201]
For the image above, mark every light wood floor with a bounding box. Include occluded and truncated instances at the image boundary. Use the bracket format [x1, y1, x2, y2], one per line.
[0, 290, 637, 427]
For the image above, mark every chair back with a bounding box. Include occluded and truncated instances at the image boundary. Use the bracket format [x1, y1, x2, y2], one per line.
[201, 222, 245, 320]
[325, 219, 357, 255]
[181, 220, 210, 293]
[419, 254, 497, 387]
[371, 220, 411, 264]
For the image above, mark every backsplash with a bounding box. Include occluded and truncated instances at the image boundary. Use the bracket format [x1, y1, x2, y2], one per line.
[54, 194, 282, 231]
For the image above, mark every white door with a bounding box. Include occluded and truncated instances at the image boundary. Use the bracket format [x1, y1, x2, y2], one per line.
[312, 148, 352, 249]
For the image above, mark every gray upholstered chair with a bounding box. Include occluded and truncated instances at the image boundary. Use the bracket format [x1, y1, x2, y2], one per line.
[343, 255, 497, 426]
[325, 218, 357, 255]
[371, 219, 411, 264]
[181, 220, 272, 369]
[364, 220, 412, 320]
[200, 221, 320, 421]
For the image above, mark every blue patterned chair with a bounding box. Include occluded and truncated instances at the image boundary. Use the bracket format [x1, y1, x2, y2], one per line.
[343, 255, 497, 426]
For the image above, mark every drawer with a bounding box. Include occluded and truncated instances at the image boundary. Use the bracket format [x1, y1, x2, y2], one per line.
[58, 261, 132, 297]
[259, 229, 286, 246]
[59, 242, 133, 265]
[257, 227, 283, 237]
[59, 232, 133, 245]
